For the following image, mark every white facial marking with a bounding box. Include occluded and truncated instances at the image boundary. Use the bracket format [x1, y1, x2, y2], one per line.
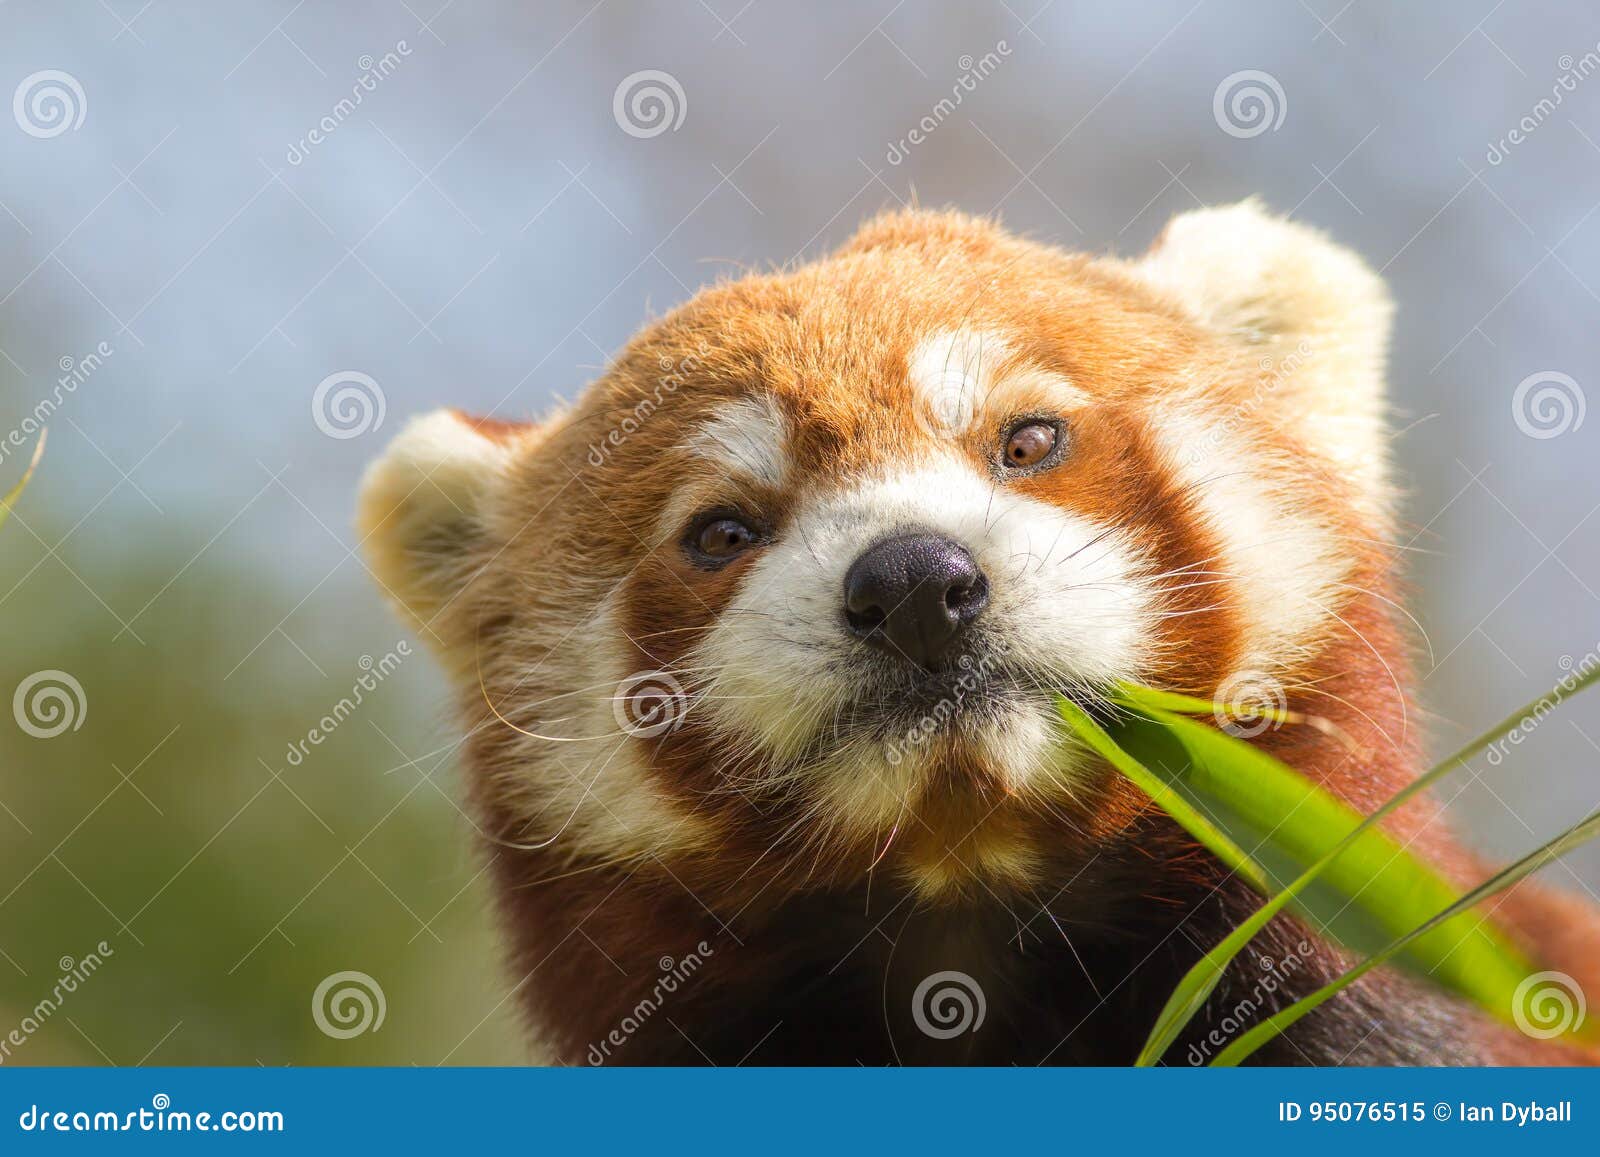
[690, 455, 1157, 834]
[1152, 407, 1349, 674]
[687, 395, 787, 488]
[490, 590, 712, 858]
[907, 328, 1088, 437]
[907, 328, 1010, 436]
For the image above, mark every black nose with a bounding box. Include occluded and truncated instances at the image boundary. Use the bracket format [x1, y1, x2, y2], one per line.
[843, 534, 990, 668]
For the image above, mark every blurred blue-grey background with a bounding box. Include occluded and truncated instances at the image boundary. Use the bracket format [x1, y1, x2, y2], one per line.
[0, 0, 1596, 1064]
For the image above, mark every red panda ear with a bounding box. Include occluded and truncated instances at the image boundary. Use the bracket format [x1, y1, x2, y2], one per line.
[357, 409, 532, 663]
[1130, 199, 1394, 513]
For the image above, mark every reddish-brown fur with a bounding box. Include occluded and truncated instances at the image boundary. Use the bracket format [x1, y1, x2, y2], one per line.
[366, 208, 1599, 1065]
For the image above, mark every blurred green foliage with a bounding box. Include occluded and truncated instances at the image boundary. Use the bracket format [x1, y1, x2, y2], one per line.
[0, 496, 524, 1065]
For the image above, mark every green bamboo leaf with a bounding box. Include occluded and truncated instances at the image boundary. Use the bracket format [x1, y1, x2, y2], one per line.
[0, 427, 45, 531]
[1112, 681, 1353, 749]
[1056, 699, 1271, 895]
[1109, 683, 1303, 728]
[1106, 706, 1534, 1027]
[1211, 808, 1600, 1066]
[1131, 661, 1600, 1065]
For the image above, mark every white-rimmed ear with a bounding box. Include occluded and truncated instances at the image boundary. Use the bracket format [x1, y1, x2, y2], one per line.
[357, 410, 524, 656]
[1132, 200, 1394, 506]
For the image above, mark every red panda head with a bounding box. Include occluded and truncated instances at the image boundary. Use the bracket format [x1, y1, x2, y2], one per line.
[358, 201, 1394, 900]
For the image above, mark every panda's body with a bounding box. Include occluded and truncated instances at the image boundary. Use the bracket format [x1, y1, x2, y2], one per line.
[359, 203, 1599, 1065]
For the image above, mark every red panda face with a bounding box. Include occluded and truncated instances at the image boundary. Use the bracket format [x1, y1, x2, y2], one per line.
[616, 315, 1202, 854]
[360, 202, 1394, 899]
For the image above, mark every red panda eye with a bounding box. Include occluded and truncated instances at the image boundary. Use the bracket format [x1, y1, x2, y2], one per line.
[1002, 421, 1060, 469]
[691, 517, 757, 561]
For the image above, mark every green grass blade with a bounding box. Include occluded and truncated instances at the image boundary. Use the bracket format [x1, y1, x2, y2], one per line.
[1211, 808, 1600, 1065]
[1109, 708, 1532, 1012]
[1113, 681, 1354, 750]
[1132, 662, 1600, 1065]
[1056, 699, 1271, 895]
[0, 427, 45, 531]
[1110, 683, 1303, 728]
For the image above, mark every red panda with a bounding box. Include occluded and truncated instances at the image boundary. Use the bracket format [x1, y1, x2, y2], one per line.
[358, 202, 1600, 1065]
